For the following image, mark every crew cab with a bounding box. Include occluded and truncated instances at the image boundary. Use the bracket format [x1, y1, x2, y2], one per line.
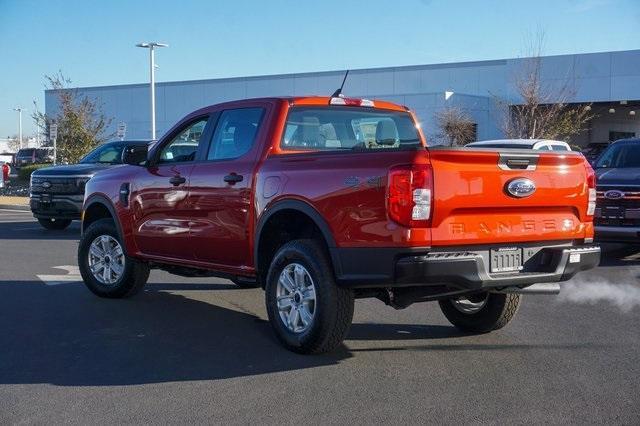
[30, 140, 151, 230]
[78, 96, 600, 354]
[592, 138, 640, 242]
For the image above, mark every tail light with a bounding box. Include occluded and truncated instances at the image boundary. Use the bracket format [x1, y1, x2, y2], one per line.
[585, 162, 596, 217]
[387, 164, 433, 227]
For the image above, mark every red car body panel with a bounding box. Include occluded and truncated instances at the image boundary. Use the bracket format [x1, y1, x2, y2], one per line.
[83, 96, 595, 279]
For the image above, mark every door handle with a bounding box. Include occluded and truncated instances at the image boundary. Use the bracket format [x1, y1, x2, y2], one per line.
[224, 173, 244, 184]
[169, 175, 186, 186]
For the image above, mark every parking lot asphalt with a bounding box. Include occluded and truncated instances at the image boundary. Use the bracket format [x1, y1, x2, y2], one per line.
[0, 209, 639, 424]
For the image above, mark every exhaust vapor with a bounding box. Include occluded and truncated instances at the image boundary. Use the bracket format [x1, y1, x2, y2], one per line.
[559, 272, 640, 313]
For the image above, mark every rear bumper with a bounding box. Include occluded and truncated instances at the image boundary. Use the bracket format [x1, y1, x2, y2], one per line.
[332, 243, 600, 290]
[30, 194, 83, 220]
[595, 225, 640, 243]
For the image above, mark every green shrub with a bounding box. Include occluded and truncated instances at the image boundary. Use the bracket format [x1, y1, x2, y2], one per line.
[18, 164, 51, 182]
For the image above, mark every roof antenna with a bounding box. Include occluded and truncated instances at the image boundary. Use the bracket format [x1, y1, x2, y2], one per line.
[331, 70, 350, 98]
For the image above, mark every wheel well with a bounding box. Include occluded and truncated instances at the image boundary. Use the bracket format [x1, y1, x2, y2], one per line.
[82, 202, 114, 232]
[256, 209, 331, 288]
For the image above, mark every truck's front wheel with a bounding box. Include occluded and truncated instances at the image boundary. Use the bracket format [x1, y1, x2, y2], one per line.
[78, 218, 150, 298]
[438, 292, 521, 333]
[265, 239, 354, 354]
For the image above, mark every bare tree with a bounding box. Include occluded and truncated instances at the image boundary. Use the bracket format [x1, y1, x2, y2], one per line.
[32, 71, 113, 164]
[496, 32, 594, 141]
[6, 135, 21, 152]
[436, 106, 476, 146]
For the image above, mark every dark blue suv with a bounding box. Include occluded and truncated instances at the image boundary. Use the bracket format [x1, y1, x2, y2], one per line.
[593, 138, 640, 242]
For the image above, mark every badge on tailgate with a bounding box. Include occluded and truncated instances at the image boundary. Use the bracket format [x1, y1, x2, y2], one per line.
[490, 247, 523, 273]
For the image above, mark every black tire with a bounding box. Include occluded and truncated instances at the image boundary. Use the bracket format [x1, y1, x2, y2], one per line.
[78, 218, 149, 298]
[231, 277, 260, 289]
[438, 292, 521, 333]
[265, 239, 354, 354]
[37, 218, 71, 230]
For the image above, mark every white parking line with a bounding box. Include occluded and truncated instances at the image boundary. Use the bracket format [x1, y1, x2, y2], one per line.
[0, 209, 31, 213]
[37, 265, 82, 286]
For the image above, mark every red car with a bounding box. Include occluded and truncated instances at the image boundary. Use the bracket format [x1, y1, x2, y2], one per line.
[78, 96, 600, 353]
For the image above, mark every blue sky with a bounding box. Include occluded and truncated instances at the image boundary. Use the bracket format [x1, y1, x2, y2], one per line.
[0, 0, 639, 138]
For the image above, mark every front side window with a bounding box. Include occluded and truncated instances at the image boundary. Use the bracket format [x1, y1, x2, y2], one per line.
[281, 106, 421, 151]
[207, 108, 265, 160]
[159, 118, 208, 163]
[80, 144, 123, 164]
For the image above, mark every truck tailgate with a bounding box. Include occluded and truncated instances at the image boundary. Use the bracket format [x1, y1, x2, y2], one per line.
[428, 148, 592, 246]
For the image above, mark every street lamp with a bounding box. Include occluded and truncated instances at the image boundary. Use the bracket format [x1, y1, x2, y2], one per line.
[13, 107, 26, 149]
[136, 42, 168, 140]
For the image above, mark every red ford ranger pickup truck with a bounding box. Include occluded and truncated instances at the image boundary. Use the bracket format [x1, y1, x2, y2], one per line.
[78, 96, 600, 354]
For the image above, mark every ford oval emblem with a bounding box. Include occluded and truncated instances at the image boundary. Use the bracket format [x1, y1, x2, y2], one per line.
[506, 178, 536, 198]
[42, 181, 52, 189]
[604, 190, 624, 200]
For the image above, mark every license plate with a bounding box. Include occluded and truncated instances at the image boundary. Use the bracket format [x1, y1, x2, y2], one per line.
[40, 194, 52, 203]
[490, 247, 523, 273]
[603, 206, 624, 219]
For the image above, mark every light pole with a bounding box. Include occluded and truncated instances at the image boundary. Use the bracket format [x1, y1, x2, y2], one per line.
[136, 42, 168, 140]
[13, 107, 26, 149]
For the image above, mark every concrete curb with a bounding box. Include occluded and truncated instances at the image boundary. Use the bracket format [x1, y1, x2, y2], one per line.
[0, 204, 30, 211]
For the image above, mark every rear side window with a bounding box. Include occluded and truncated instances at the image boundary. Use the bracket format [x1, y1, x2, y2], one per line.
[207, 108, 265, 160]
[281, 106, 421, 151]
[550, 145, 568, 151]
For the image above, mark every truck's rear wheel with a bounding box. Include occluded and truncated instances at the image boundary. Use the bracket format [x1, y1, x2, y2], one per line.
[438, 292, 521, 333]
[78, 218, 149, 298]
[265, 239, 354, 354]
[37, 218, 71, 230]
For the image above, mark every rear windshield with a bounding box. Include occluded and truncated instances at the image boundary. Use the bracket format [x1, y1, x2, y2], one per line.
[281, 106, 422, 151]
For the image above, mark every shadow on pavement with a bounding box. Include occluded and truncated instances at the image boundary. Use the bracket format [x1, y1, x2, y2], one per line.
[598, 243, 640, 267]
[347, 323, 468, 341]
[0, 279, 492, 387]
[348, 342, 612, 353]
[0, 280, 350, 386]
[0, 221, 80, 241]
[148, 283, 238, 291]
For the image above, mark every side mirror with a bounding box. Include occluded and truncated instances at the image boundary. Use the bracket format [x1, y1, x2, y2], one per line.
[122, 145, 148, 166]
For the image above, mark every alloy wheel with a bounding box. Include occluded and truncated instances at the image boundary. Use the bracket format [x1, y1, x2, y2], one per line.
[88, 235, 125, 285]
[276, 263, 317, 333]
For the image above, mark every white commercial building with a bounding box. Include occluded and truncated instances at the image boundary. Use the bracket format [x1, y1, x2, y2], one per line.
[45, 49, 640, 146]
